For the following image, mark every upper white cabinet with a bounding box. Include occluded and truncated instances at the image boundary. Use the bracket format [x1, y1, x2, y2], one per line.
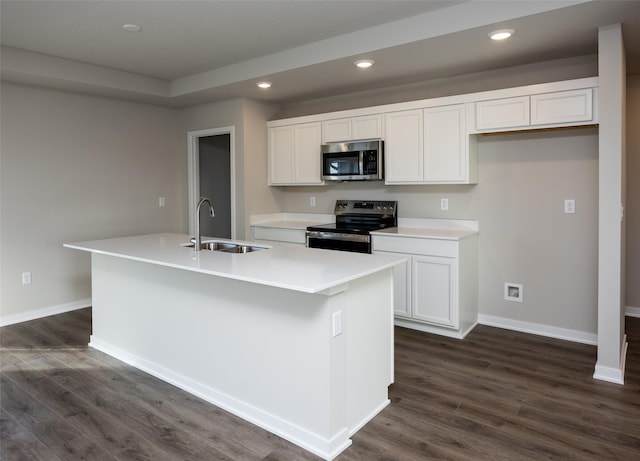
[385, 104, 477, 185]
[268, 122, 323, 186]
[474, 87, 595, 133]
[322, 114, 382, 142]
[424, 104, 474, 183]
[267, 78, 598, 187]
[530, 88, 593, 126]
[384, 110, 424, 183]
[475, 96, 530, 131]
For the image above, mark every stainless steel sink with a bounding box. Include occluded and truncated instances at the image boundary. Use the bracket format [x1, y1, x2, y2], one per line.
[217, 244, 266, 253]
[182, 240, 268, 253]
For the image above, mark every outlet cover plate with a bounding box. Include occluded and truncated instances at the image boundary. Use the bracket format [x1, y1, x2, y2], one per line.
[504, 282, 523, 302]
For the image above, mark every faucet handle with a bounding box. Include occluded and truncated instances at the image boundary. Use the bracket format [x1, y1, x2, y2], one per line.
[190, 237, 196, 244]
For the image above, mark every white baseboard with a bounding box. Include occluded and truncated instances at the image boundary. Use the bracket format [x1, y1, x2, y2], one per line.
[89, 336, 352, 461]
[477, 314, 597, 345]
[593, 336, 628, 385]
[0, 299, 91, 327]
[626, 306, 640, 318]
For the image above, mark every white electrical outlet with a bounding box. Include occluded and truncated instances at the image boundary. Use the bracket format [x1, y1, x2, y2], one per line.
[159, 197, 166, 207]
[564, 199, 575, 214]
[440, 198, 449, 211]
[310, 196, 316, 207]
[22, 272, 32, 285]
[332, 310, 343, 337]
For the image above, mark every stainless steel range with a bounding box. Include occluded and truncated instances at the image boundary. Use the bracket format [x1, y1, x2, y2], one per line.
[306, 200, 397, 253]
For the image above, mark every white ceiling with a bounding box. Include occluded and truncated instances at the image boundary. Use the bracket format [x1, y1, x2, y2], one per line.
[1, 0, 639, 108]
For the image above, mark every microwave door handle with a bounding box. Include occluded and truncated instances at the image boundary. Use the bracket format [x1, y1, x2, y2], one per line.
[358, 151, 364, 175]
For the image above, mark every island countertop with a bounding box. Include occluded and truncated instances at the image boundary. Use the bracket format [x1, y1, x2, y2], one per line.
[65, 233, 405, 295]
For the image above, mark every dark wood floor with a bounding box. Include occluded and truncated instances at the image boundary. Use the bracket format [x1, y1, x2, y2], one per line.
[1, 309, 639, 461]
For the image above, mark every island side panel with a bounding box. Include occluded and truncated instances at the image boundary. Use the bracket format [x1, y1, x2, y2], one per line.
[343, 268, 394, 433]
[89, 253, 350, 459]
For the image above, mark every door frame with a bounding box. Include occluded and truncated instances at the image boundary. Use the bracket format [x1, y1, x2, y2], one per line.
[187, 126, 236, 239]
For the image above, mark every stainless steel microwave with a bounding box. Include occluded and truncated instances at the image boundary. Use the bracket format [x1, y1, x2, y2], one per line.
[321, 139, 384, 181]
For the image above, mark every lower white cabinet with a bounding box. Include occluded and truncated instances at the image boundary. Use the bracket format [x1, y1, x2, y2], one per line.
[251, 225, 306, 245]
[412, 254, 457, 327]
[373, 234, 478, 339]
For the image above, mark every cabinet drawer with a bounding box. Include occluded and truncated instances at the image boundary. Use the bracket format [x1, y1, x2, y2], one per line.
[252, 226, 306, 245]
[372, 235, 457, 257]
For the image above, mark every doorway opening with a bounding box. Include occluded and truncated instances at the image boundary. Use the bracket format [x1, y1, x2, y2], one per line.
[187, 127, 235, 239]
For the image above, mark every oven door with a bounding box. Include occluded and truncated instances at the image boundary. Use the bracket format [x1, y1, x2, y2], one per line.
[306, 231, 371, 253]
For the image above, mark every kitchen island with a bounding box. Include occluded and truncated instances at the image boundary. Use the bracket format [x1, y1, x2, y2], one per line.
[64, 233, 404, 460]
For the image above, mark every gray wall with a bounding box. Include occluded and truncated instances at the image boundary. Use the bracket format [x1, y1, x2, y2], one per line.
[627, 75, 640, 309]
[0, 83, 184, 321]
[270, 55, 631, 336]
[0, 87, 281, 323]
[275, 128, 599, 334]
[1, 57, 637, 333]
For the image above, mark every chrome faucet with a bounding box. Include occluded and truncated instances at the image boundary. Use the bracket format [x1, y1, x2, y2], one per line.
[194, 197, 215, 251]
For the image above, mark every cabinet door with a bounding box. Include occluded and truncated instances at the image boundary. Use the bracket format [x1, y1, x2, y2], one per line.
[412, 255, 458, 328]
[322, 118, 351, 142]
[475, 96, 530, 131]
[293, 123, 323, 184]
[375, 250, 411, 318]
[268, 125, 295, 185]
[530, 89, 593, 126]
[384, 110, 423, 183]
[424, 104, 466, 182]
[352, 114, 382, 140]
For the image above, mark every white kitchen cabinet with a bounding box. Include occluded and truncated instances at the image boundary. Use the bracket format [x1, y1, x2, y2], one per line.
[322, 115, 382, 142]
[373, 233, 477, 339]
[474, 87, 595, 132]
[384, 109, 424, 183]
[385, 105, 477, 184]
[475, 96, 530, 131]
[374, 252, 410, 318]
[412, 255, 457, 327]
[251, 225, 306, 245]
[530, 88, 593, 126]
[268, 122, 323, 185]
[424, 104, 477, 183]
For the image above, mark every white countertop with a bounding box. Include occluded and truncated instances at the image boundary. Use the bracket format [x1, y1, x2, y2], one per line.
[250, 212, 334, 230]
[250, 213, 479, 241]
[371, 227, 477, 240]
[64, 233, 405, 295]
[251, 219, 331, 230]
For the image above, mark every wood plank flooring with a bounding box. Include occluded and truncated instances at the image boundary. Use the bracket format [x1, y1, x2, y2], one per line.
[1, 308, 639, 460]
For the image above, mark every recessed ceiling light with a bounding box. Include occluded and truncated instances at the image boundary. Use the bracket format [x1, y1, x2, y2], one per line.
[355, 59, 375, 69]
[256, 81, 272, 89]
[488, 29, 515, 41]
[122, 24, 142, 33]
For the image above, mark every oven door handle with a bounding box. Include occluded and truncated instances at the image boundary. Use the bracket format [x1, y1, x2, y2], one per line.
[305, 231, 370, 243]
